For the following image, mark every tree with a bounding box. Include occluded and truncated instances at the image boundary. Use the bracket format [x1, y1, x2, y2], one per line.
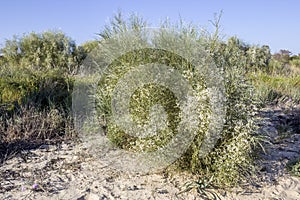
[1, 31, 84, 73]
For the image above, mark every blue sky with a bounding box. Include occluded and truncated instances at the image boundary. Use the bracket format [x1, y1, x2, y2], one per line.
[1, 0, 300, 54]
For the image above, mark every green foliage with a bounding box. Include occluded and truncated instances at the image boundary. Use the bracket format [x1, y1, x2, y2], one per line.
[79, 40, 99, 53]
[96, 48, 207, 152]
[0, 66, 38, 107]
[247, 45, 271, 71]
[211, 36, 271, 72]
[0, 66, 73, 110]
[30, 70, 73, 108]
[251, 73, 300, 104]
[178, 34, 258, 186]
[177, 176, 221, 199]
[99, 12, 147, 40]
[1, 31, 84, 73]
[91, 13, 258, 187]
[287, 157, 300, 177]
[0, 60, 75, 164]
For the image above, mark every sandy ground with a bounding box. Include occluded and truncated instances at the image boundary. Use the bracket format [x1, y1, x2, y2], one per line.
[0, 104, 299, 200]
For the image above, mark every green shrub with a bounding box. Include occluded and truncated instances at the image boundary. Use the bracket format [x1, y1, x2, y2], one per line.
[81, 13, 258, 187]
[1, 31, 83, 73]
[27, 70, 74, 110]
[0, 66, 73, 110]
[0, 66, 37, 108]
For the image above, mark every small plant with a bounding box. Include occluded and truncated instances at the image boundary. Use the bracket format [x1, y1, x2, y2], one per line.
[287, 157, 300, 177]
[177, 176, 221, 200]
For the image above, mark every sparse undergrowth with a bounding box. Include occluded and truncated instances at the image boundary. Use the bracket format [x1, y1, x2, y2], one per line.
[0, 104, 77, 164]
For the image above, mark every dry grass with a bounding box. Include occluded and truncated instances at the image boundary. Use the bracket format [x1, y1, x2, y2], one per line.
[0, 105, 77, 164]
